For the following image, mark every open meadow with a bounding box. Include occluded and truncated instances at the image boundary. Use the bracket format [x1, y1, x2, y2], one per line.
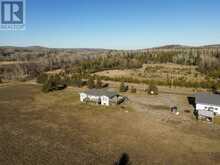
[0, 83, 220, 165]
[94, 64, 211, 88]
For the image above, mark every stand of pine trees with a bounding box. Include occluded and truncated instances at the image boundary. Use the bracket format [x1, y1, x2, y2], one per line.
[42, 74, 67, 93]
[119, 82, 129, 92]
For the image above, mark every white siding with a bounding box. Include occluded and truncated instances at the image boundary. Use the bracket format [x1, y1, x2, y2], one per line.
[80, 93, 100, 102]
[196, 103, 220, 115]
[80, 93, 87, 102]
[87, 95, 100, 102]
[80, 93, 110, 106]
[101, 96, 109, 106]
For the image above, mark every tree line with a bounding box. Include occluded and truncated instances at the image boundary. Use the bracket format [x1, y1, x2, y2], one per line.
[1, 47, 220, 88]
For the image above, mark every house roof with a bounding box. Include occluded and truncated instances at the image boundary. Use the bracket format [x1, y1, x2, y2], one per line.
[82, 89, 118, 98]
[191, 93, 220, 106]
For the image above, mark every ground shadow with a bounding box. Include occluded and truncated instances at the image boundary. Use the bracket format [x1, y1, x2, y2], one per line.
[187, 96, 196, 108]
[114, 153, 131, 165]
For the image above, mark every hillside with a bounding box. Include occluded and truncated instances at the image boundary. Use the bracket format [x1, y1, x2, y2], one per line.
[150, 44, 220, 50]
[0, 44, 220, 89]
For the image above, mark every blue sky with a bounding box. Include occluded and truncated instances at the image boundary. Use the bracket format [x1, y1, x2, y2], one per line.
[0, 0, 220, 49]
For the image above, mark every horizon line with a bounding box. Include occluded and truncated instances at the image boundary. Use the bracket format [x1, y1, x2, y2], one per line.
[1, 43, 220, 50]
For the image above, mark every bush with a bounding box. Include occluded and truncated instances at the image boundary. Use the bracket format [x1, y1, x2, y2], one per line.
[37, 73, 48, 84]
[74, 80, 86, 88]
[65, 75, 86, 88]
[96, 78, 103, 89]
[95, 75, 217, 89]
[102, 83, 109, 88]
[210, 82, 220, 94]
[42, 75, 67, 93]
[42, 78, 55, 93]
[147, 83, 159, 95]
[87, 77, 95, 89]
[130, 86, 137, 93]
[211, 85, 218, 94]
[119, 82, 129, 92]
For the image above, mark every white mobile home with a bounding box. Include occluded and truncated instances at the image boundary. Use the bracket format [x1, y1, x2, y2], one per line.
[80, 89, 121, 106]
[191, 93, 220, 118]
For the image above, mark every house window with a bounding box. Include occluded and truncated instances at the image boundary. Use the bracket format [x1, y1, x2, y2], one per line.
[102, 97, 108, 101]
[208, 107, 214, 112]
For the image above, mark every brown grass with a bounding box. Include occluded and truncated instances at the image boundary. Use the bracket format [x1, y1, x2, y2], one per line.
[214, 116, 220, 125]
[0, 84, 220, 165]
[94, 63, 207, 83]
[0, 61, 32, 65]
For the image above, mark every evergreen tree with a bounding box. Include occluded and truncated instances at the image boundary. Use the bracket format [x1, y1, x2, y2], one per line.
[119, 82, 128, 92]
[87, 77, 95, 89]
[147, 83, 159, 95]
[42, 78, 55, 93]
[37, 73, 48, 84]
[42, 74, 66, 93]
[96, 78, 103, 88]
[211, 84, 218, 94]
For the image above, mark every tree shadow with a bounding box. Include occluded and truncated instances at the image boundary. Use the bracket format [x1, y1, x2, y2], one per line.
[114, 153, 132, 165]
[187, 96, 196, 108]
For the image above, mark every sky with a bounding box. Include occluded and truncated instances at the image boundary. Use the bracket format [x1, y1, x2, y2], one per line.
[0, 0, 220, 49]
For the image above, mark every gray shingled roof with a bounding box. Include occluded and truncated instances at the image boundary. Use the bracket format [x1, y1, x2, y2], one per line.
[83, 89, 118, 98]
[191, 93, 220, 106]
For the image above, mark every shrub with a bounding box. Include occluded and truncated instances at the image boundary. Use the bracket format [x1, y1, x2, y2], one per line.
[130, 86, 137, 93]
[53, 75, 67, 90]
[42, 78, 55, 93]
[119, 82, 129, 92]
[147, 83, 159, 95]
[95, 75, 217, 89]
[210, 82, 220, 94]
[211, 85, 218, 94]
[42, 75, 67, 93]
[87, 77, 95, 89]
[96, 78, 103, 89]
[65, 75, 86, 88]
[102, 83, 109, 88]
[37, 73, 48, 84]
[74, 80, 86, 88]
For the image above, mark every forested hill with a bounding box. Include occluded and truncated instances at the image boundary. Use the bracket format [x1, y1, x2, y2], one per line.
[0, 44, 220, 82]
[142, 44, 220, 52]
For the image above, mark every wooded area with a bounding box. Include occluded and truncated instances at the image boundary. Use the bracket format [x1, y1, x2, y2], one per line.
[0, 46, 220, 89]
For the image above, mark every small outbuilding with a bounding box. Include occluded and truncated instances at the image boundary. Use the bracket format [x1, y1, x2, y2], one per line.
[80, 89, 123, 106]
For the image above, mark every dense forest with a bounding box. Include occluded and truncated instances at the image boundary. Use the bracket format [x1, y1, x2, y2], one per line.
[0, 45, 220, 88]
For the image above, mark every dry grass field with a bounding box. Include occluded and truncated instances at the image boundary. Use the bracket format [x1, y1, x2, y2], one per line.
[46, 69, 64, 75]
[0, 61, 35, 66]
[0, 83, 220, 165]
[94, 63, 207, 83]
[0, 61, 23, 65]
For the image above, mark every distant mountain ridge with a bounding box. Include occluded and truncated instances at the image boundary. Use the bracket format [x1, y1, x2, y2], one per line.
[152, 44, 190, 49]
[199, 44, 220, 48]
[1, 44, 220, 50]
[150, 44, 220, 50]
